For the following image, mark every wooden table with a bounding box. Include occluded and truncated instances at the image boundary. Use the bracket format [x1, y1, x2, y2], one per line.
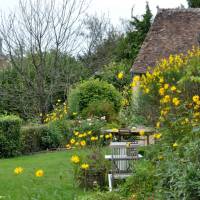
[102, 127, 155, 145]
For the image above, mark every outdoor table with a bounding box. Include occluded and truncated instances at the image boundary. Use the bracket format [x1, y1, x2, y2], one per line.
[102, 127, 155, 145]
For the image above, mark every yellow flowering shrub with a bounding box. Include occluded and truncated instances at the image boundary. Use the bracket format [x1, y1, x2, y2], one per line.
[131, 47, 200, 143]
[44, 100, 68, 123]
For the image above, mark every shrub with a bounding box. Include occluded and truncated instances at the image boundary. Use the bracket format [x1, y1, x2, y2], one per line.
[0, 115, 22, 158]
[96, 61, 132, 92]
[48, 119, 73, 143]
[120, 159, 156, 199]
[154, 139, 200, 199]
[81, 100, 118, 122]
[68, 79, 122, 114]
[67, 117, 108, 148]
[129, 48, 200, 199]
[21, 124, 64, 154]
[79, 191, 126, 200]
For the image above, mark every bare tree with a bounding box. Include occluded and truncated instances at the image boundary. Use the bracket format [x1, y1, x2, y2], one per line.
[79, 14, 120, 73]
[0, 0, 89, 122]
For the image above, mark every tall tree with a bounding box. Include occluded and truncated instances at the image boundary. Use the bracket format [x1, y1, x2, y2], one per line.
[79, 14, 120, 73]
[115, 2, 153, 63]
[187, 0, 200, 7]
[0, 0, 89, 122]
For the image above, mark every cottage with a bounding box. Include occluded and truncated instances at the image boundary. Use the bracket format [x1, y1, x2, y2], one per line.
[132, 8, 200, 74]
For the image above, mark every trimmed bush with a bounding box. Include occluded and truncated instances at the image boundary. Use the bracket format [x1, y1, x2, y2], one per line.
[81, 100, 118, 122]
[0, 115, 22, 158]
[21, 124, 64, 154]
[68, 79, 122, 114]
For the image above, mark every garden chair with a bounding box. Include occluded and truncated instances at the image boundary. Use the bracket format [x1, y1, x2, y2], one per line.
[105, 142, 141, 191]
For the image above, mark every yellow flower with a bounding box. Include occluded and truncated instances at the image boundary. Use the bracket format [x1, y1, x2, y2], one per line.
[100, 134, 104, 138]
[139, 130, 145, 136]
[72, 112, 77, 116]
[91, 136, 98, 141]
[159, 88, 165, 96]
[80, 140, 86, 147]
[74, 131, 79, 136]
[156, 122, 160, 128]
[70, 138, 75, 144]
[172, 97, 180, 106]
[75, 142, 80, 146]
[71, 155, 80, 164]
[163, 95, 171, 103]
[81, 163, 89, 170]
[144, 88, 150, 94]
[35, 169, 44, 177]
[14, 167, 23, 175]
[194, 112, 200, 118]
[66, 144, 71, 149]
[193, 95, 199, 103]
[153, 133, 162, 139]
[87, 130, 92, 135]
[105, 134, 110, 139]
[164, 84, 169, 90]
[117, 71, 124, 79]
[170, 86, 176, 92]
[133, 75, 140, 82]
[173, 143, 178, 148]
[161, 110, 168, 116]
[159, 77, 164, 83]
[194, 105, 200, 110]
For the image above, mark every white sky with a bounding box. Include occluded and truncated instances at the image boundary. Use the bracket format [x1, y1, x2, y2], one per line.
[0, 0, 188, 25]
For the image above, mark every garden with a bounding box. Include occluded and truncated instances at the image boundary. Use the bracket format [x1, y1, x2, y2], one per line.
[1, 0, 200, 200]
[1, 48, 200, 200]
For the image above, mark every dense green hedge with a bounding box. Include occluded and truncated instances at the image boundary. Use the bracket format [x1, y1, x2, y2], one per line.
[68, 79, 122, 114]
[0, 115, 22, 158]
[21, 124, 64, 154]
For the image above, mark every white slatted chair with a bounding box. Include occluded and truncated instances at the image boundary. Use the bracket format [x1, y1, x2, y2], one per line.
[105, 142, 141, 191]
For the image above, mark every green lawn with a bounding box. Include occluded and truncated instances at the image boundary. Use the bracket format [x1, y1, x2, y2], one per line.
[0, 149, 92, 200]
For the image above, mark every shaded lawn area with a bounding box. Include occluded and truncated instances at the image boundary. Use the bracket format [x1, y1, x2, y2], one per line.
[0, 149, 94, 200]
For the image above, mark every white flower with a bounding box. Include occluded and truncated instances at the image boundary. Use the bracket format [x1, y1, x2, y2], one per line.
[100, 116, 106, 120]
[87, 118, 92, 122]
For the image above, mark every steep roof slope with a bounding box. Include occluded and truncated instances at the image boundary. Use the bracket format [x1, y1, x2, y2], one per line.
[132, 8, 200, 74]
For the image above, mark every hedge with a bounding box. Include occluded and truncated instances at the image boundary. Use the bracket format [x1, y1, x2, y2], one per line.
[21, 124, 64, 154]
[0, 115, 22, 158]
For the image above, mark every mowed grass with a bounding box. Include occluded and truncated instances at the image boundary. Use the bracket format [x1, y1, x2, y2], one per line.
[0, 149, 92, 200]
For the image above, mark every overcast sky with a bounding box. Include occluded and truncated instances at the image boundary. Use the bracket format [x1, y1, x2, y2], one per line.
[0, 0, 188, 25]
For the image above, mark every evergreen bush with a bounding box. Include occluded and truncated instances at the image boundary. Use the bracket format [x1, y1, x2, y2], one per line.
[0, 115, 22, 157]
[68, 79, 122, 115]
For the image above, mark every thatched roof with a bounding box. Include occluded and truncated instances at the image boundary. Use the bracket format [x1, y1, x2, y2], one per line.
[132, 8, 200, 74]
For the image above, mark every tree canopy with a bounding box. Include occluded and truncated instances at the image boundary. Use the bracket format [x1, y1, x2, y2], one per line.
[187, 0, 200, 7]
